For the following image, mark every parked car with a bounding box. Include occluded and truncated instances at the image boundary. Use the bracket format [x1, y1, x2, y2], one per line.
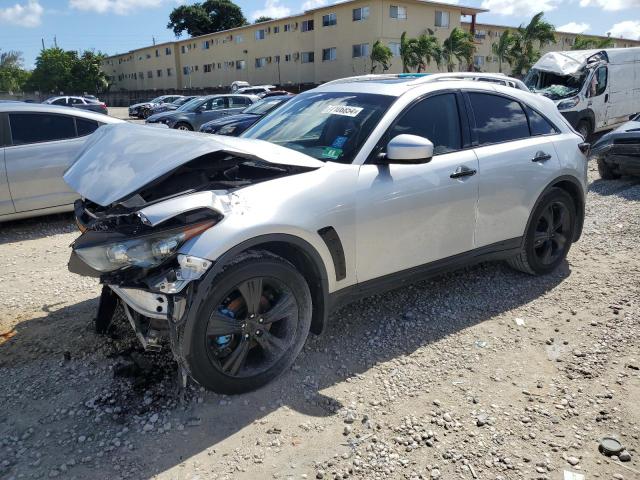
[43, 96, 109, 115]
[230, 80, 250, 92]
[236, 85, 276, 96]
[0, 103, 123, 222]
[199, 94, 294, 136]
[525, 47, 640, 138]
[146, 96, 197, 117]
[145, 94, 259, 131]
[590, 113, 640, 178]
[129, 95, 183, 118]
[64, 75, 588, 394]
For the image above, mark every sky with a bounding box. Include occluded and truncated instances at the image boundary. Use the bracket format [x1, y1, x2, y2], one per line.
[1, 0, 639, 68]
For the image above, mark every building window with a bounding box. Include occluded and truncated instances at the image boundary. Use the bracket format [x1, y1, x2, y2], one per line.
[435, 11, 449, 27]
[274, 55, 280, 63]
[146, 53, 151, 59]
[389, 5, 407, 19]
[181, 45, 186, 54]
[352, 6, 369, 21]
[473, 55, 485, 66]
[147, 70, 153, 78]
[156, 69, 162, 77]
[322, 13, 337, 27]
[217, 62, 222, 69]
[155, 49, 159, 57]
[167, 68, 173, 76]
[235, 34, 244, 43]
[284, 23, 291, 32]
[474, 30, 487, 40]
[322, 47, 337, 61]
[138, 72, 143, 79]
[285, 53, 292, 62]
[352, 43, 370, 58]
[203, 40, 210, 49]
[255, 29, 266, 40]
[388, 41, 401, 57]
[236, 60, 246, 70]
[204, 64, 212, 72]
[183, 66, 189, 75]
[301, 20, 314, 32]
[165, 47, 172, 55]
[301, 51, 315, 63]
[273, 26, 280, 33]
[255, 57, 267, 68]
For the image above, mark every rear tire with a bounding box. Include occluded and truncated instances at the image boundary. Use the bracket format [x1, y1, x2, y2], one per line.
[183, 251, 312, 394]
[175, 122, 193, 131]
[597, 158, 621, 180]
[507, 188, 576, 276]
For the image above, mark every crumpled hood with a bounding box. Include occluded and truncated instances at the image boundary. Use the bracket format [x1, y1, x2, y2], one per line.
[64, 123, 324, 206]
[532, 49, 603, 76]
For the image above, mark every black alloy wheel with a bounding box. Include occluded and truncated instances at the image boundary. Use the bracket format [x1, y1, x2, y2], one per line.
[532, 201, 571, 266]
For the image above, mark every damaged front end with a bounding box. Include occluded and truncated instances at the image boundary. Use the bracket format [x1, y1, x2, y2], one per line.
[590, 119, 640, 176]
[65, 123, 320, 353]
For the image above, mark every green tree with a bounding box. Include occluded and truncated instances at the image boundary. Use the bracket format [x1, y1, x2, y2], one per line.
[508, 12, 556, 76]
[168, 0, 247, 37]
[0, 50, 30, 92]
[491, 29, 515, 73]
[415, 32, 442, 72]
[27, 47, 75, 93]
[400, 32, 421, 72]
[370, 40, 393, 73]
[571, 34, 614, 50]
[254, 16, 273, 23]
[442, 27, 475, 72]
[70, 51, 108, 93]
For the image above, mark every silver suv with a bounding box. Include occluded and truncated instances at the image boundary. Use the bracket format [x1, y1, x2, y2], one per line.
[65, 74, 588, 394]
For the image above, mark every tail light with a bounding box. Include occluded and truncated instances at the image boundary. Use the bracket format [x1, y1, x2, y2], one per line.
[578, 142, 590, 155]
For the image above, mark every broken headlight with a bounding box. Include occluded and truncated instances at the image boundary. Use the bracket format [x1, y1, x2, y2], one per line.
[557, 96, 580, 111]
[74, 221, 215, 273]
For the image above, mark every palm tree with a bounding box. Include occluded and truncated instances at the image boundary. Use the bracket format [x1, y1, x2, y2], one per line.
[571, 34, 614, 50]
[370, 40, 393, 73]
[442, 27, 475, 72]
[509, 12, 556, 77]
[416, 32, 442, 72]
[400, 32, 421, 73]
[491, 29, 514, 73]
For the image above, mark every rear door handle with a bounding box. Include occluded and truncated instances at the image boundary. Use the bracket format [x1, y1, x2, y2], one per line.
[532, 151, 552, 162]
[450, 165, 477, 179]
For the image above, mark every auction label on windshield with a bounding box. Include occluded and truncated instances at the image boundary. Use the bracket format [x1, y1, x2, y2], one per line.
[322, 105, 363, 117]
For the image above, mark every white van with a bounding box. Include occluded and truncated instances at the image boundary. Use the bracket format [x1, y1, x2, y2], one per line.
[525, 48, 640, 138]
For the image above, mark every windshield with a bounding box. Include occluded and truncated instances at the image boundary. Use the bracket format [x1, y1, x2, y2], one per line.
[172, 97, 190, 106]
[243, 97, 289, 115]
[177, 97, 205, 112]
[525, 69, 587, 100]
[242, 92, 395, 164]
[149, 96, 164, 103]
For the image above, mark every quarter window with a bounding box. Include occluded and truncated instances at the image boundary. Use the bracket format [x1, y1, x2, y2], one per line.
[525, 106, 557, 136]
[388, 94, 462, 154]
[590, 66, 607, 97]
[9, 113, 76, 145]
[76, 118, 100, 137]
[468, 92, 530, 146]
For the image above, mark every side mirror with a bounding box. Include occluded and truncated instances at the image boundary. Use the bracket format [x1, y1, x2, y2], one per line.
[384, 134, 434, 163]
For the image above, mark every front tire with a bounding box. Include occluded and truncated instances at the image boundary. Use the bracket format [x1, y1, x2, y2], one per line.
[507, 188, 576, 275]
[597, 158, 621, 180]
[184, 251, 312, 394]
[175, 122, 193, 131]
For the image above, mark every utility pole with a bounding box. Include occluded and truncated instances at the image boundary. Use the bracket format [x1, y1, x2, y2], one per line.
[41, 38, 45, 50]
[153, 37, 156, 46]
[54, 36, 58, 48]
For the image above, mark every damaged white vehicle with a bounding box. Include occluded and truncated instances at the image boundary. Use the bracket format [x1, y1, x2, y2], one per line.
[65, 75, 588, 394]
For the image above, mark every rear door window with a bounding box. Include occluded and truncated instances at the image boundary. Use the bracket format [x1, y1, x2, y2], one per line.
[51, 98, 68, 106]
[76, 118, 100, 137]
[468, 92, 530, 146]
[9, 113, 76, 145]
[525, 106, 557, 136]
[69, 97, 84, 105]
[388, 93, 462, 154]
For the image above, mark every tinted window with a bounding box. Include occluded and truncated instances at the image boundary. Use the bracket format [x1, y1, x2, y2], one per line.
[230, 97, 249, 107]
[76, 118, 100, 137]
[9, 113, 76, 145]
[51, 98, 67, 105]
[468, 93, 529, 145]
[69, 97, 84, 105]
[526, 106, 557, 136]
[389, 93, 462, 154]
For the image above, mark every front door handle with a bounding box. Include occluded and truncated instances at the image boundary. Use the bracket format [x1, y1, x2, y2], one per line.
[450, 165, 477, 179]
[532, 151, 552, 162]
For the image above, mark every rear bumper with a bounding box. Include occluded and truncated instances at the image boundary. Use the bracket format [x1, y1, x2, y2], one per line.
[594, 143, 640, 174]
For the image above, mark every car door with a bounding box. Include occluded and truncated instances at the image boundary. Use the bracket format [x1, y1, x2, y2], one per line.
[355, 92, 480, 283]
[586, 66, 608, 130]
[465, 91, 562, 248]
[194, 97, 228, 128]
[0, 114, 15, 216]
[5, 112, 85, 212]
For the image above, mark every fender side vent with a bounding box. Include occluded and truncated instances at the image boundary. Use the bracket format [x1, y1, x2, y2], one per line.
[318, 226, 346, 281]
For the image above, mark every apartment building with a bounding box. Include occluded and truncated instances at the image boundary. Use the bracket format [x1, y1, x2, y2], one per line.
[101, 0, 640, 91]
[102, 0, 485, 90]
[463, 22, 640, 74]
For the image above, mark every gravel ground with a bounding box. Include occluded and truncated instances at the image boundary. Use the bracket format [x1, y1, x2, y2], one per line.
[1, 165, 639, 480]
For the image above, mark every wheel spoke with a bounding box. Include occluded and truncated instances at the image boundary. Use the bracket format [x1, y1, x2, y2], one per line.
[553, 205, 567, 232]
[207, 311, 242, 336]
[542, 207, 554, 235]
[238, 278, 263, 316]
[534, 231, 548, 248]
[541, 242, 553, 264]
[261, 292, 296, 325]
[255, 330, 287, 360]
[222, 339, 250, 376]
[554, 233, 567, 251]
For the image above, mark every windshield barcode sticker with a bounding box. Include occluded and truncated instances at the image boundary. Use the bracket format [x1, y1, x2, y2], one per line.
[322, 105, 363, 117]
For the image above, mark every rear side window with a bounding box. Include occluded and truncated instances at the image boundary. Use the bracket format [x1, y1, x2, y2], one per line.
[389, 93, 462, 154]
[526, 106, 557, 136]
[76, 118, 100, 137]
[51, 98, 67, 106]
[9, 113, 76, 145]
[468, 92, 529, 146]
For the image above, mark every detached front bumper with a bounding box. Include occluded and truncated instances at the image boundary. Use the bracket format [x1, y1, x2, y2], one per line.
[592, 142, 640, 175]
